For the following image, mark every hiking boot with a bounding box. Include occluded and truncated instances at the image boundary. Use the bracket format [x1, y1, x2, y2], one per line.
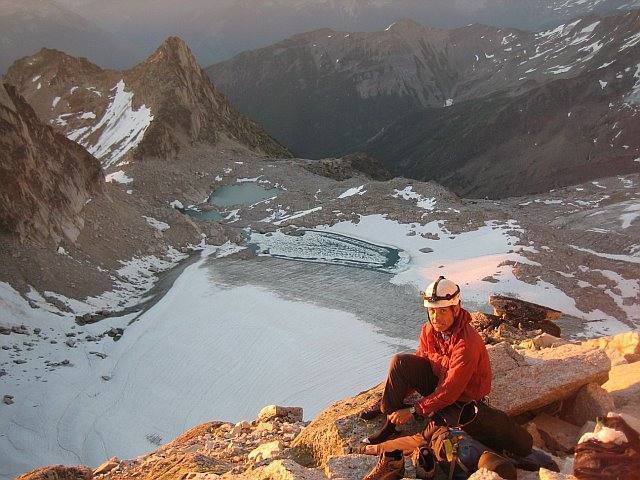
[478, 451, 517, 480]
[362, 418, 400, 445]
[360, 399, 383, 420]
[411, 447, 436, 479]
[363, 453, 405, 480]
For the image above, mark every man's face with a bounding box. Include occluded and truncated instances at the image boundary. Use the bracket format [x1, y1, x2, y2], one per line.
[427, 304, 458, 332]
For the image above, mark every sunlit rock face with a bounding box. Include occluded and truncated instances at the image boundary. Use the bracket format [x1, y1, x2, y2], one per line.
[0, 82, 102, 245]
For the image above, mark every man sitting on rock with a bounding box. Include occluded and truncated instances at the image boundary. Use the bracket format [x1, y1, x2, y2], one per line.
[362, 276, 493, 479]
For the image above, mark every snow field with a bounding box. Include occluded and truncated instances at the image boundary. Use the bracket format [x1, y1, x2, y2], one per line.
[0, 245, 407, 478]
[65, 80, 153, 167]
[317, 214, 633, 335]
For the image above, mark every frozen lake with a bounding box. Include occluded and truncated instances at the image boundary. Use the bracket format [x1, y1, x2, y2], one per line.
[0, 252, 417, 478]
[208, 183, 282, 207]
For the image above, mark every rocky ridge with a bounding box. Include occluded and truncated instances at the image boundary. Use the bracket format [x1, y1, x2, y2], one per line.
[0, 82, 102, 244]
[4, 36, 291, 170]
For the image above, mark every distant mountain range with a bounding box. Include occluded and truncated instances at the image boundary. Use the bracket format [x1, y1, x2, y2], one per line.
[0, 0, 137, 73]
[207, 10, 640, 197]
[3, 0, 640, 71]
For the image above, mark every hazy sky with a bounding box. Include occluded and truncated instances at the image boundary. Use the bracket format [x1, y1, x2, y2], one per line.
[2, 0, 635, 71]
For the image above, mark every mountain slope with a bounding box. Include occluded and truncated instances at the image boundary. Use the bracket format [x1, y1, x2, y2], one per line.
[0, 0, 136, 73]
[207, 10, 640, 196]
[0, 83, 102, 244]
[367, 69, 640, 197]
[4, 37, 291, 169]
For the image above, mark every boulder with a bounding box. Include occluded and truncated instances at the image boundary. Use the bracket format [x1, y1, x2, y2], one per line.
[618, 402, 640, 434]
[519, 333, 567, 350]
[290, 384, 417, 470]
[530, 413, 580, 454]
[561, 383, 615, 426]
[93, 457, 119, 475]
[252, 459, 326, 480]
[581, 331, 640, 365]
[602, 361, 640, 407]
[325, 454, 379, 479]
[488, 343, 611, 416]
[248, 440, 283, 463]
[16, 465, 93, 480]
[490, 296, 562, 322]
[258, 405, 304, 423]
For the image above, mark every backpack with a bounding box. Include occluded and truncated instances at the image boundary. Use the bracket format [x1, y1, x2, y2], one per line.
[421, 426, 516, 480]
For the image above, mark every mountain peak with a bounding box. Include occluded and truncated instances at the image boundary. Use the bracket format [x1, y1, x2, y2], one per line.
[143, 36, 199, 71]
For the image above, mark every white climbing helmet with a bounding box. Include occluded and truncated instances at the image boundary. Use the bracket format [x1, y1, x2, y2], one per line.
[422, 276, 461, 308]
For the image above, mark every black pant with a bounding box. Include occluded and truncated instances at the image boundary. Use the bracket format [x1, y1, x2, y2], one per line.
[380, 353, 438, 415]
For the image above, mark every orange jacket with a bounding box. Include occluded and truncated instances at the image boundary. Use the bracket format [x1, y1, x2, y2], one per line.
[414, 308, 491, 416]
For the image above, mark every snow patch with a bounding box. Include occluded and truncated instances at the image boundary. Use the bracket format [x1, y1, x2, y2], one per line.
[67, 80, 153, 168]
[105, 170, 133, 184]
[392, 186, 436, 211]
[338, 185, 366, 198]
[620, 31, 640, 52]
[619, 202, 640, 229]
[143, 216, 170, 232]
[237, 177, 261, 183]
[51, 97, 60, 108]
[272, 206, 322, 225]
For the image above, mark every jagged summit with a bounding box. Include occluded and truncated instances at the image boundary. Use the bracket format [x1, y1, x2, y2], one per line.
[4, 36, 291, 168]
[142, 36, 201, 72]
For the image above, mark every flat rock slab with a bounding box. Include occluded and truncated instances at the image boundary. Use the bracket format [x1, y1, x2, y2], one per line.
[603, 361, 640, 407]
[562, 383, 615, 426]
[489, 343, 611, 416]
[326, 454, 378, 479]
[531, 413, 581, 454]
[490, 295, 562, 321]
[252, 459, 327, 480]
[326, 454, 415, 480]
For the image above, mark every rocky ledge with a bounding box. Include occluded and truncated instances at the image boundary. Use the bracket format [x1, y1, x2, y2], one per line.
[15, 325, 640, 480]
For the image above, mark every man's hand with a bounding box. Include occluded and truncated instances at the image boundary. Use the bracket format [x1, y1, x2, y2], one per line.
[388, 408, 413, 425]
